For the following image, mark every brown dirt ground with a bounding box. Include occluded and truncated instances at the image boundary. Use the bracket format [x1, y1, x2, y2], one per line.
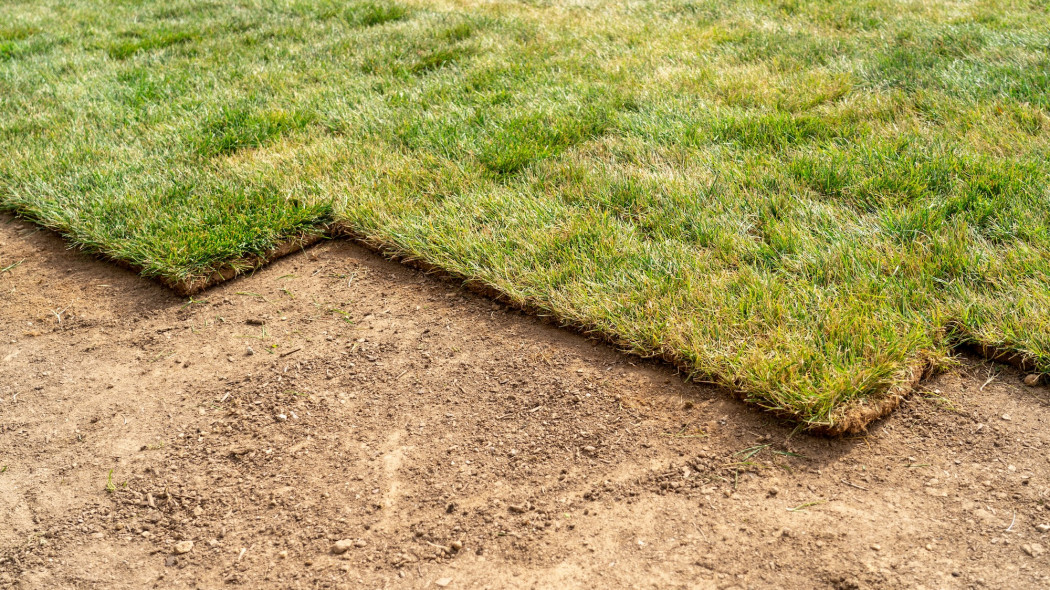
[2, 214, 1050, 590]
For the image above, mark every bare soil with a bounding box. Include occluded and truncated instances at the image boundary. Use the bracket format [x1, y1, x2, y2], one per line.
[2, 215, 1049, 589]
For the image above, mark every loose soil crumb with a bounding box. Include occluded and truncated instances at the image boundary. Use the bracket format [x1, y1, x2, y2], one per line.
[2, 215, 1049, 589]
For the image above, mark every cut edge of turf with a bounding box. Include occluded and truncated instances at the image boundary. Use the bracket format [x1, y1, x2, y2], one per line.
[7, 212, 1043, 434]
[163, 232, 328, 296]
[0, 209, 328, 298]
[948, 322, 1050, 387]
[323, 222, 939, 437]
[83, 231, 329, 297]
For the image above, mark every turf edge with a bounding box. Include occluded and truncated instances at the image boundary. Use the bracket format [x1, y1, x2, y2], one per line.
[11, 213, 1041, 435]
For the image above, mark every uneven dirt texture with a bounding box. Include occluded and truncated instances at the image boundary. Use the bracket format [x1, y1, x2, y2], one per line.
[2, 215, 1050, 589]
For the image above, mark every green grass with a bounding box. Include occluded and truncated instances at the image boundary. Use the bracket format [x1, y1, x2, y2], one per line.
[2, 0, 1048, 430]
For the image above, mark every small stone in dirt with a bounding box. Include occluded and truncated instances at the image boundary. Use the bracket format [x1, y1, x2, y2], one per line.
[450, 540, 463, 552]
[278, 550, 288, 559]
[1036, 524, 1050, 533]
[164, 556, 177, 567]
[1023, 374, 1041, 387]
[246, 346, 255, 356]
[331, 539, 354, 554]
[508, 504, 527, 514]
[246, 319, 265, 326]
[435, 578, 452, 587]
[275, 414, 288, 422]
[354, 539, 367, 548]
[173, 540, 194, 555]
[1022, 543, 1045, 557]
[1001, 414, 1012, 421]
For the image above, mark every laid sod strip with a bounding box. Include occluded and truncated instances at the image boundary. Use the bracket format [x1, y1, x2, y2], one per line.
[2, 0, 1049, 431]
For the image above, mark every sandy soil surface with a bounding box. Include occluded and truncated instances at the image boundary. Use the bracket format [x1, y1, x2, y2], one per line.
[2, 214, 1049, 589]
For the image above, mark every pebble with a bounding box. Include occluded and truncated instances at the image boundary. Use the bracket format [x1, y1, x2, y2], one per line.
[435, 578, 452, 587]
[275, 414, 288, 422]
[1022, 543, 1045, 557]
[278, 550, 288, 559]
[173, 540, 194, 555]
[1036, 524, 1050, 533]
[1023, 374, 1040, 387]
[1001, 414, 1011, 421]
[331, 539, 355, 554]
